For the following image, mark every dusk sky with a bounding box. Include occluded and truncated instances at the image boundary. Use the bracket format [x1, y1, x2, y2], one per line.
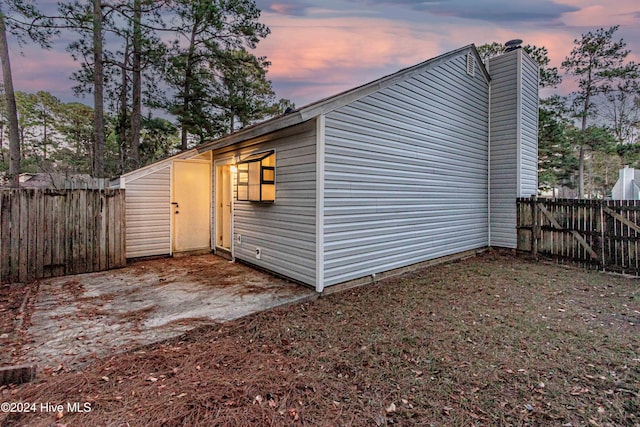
[9, 0, 640, 111]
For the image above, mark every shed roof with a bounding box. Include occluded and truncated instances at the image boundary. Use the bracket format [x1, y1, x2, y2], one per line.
[196, 44, 488, 153]
[120, 148, 200, 179]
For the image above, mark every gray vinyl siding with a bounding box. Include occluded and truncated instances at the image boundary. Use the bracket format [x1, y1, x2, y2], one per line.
[215, 121, 317, 286]
[489, 53, 518, 248]
[520, 53, 539, 197]
[489, 50, 539, 248]
[125, 166, 171, 258]
[322, 51, 490, 286]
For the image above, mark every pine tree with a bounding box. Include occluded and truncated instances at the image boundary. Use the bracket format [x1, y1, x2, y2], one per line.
[562, 25, 637, 198]
[0, 1, 54, 185]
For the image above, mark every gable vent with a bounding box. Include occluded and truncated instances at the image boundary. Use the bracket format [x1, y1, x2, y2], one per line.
[466, 52, 475, 77]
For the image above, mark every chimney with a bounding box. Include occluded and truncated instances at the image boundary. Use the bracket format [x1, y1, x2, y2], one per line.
[505, 39, 523, 52]
[488, 42, 539, 248]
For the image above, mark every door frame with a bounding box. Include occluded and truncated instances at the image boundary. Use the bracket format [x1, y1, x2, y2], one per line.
[214, 157, 235, 259]
[170, 158, 212, 254]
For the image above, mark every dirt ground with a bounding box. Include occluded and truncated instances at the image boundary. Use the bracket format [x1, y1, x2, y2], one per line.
[1, 254, 314, 372]
[1, 251, 639, 426]
[0, 283, 30, 367]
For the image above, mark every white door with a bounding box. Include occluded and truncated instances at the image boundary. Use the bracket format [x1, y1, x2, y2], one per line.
[216, 163, 232, 250]
[172, 160, 211, 253]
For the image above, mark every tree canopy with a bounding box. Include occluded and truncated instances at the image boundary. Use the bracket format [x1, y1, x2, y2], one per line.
[1, 8, 638, 198]
[480, 26, 640, 199]
[562, 25, 639, 198]
[0, 0, 293, 178]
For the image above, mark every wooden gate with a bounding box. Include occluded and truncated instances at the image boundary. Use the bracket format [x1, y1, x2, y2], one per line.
[517, 198, 640, 275]
[0, 189, 126, 284]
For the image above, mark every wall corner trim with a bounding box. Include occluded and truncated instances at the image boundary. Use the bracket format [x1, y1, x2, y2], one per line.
[516, 49, 523, 197]
[315, 115, 326, 293]
[487, 80, 492, 247]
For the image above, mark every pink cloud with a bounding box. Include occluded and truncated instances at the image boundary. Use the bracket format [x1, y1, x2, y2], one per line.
[258, 15, 446, 76]
[559, 0, 640, 27]
[562, 4, 638, 27]
[269, 3, 307, 15]
[256, 10, 591, 104]
[255, 13, 455, 104]
[10, 46, 78, 101]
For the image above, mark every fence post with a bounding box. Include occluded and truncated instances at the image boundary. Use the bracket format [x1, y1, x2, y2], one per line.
[599, 202, 605, 269]
[531, 195, 538, 259]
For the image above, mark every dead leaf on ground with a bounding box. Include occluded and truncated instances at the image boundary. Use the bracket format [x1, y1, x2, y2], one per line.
[288, 408, 299, 421]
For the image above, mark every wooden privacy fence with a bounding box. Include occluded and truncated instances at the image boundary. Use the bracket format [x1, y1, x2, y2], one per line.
[0, 189, 126, 284]
[517, 197, 640, 275]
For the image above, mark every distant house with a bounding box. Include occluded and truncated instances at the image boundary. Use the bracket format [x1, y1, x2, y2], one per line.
[119, 44, 539, 292]
[611, 166, 640, 200]
[0, 172, 102, 189]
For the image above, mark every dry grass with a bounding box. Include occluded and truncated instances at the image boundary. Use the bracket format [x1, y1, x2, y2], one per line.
[1, 252, 639, 426]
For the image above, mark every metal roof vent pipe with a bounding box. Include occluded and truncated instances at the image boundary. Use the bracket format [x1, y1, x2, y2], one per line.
[505, 39, 523, 52]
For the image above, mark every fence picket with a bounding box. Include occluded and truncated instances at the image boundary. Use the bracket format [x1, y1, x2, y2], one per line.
[0, 189, 126, 284]
[517, 198, 640, 275]
[632, 206, 638, 271]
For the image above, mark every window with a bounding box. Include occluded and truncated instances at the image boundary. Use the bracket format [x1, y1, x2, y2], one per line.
[236, 151, 275, 202]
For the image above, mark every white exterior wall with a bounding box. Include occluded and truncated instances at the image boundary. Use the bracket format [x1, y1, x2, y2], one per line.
[214, 121, 317, 285]
[122, 150, 210, 258]
[611, 167, 640, 200]
[124, 166, 171, 258]
[322, 50, 490, 286]
[489, 49, 539, 248]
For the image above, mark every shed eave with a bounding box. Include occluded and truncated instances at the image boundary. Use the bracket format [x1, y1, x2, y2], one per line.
[197, 112, 306, 153]
[120, 147, 200, 179]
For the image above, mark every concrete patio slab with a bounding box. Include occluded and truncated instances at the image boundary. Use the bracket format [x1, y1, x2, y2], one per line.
[19, 254, 316, 371]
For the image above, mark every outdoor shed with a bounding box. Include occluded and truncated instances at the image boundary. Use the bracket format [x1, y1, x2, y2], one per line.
[118, 150, 213, 258]
[121, 44, 539, 292]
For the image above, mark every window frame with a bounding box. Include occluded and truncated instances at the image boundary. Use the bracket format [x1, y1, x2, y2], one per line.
[236, 150, 275, 203]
